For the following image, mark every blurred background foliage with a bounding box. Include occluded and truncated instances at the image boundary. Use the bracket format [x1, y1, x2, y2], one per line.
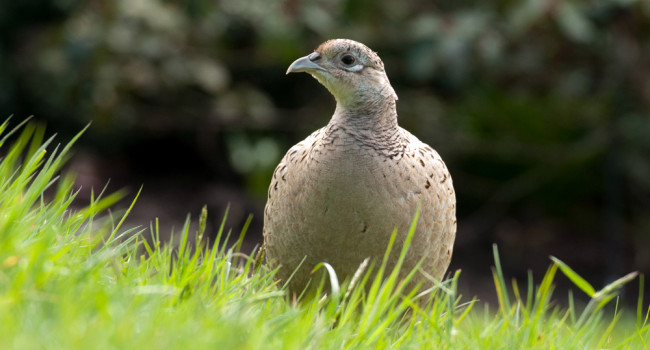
[1, 0, 649, 299]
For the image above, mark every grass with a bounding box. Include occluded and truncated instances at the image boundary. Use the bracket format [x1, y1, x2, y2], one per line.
[1, 118, 649, 349]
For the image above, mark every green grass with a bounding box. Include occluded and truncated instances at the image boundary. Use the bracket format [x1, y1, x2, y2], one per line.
[1, 118, 648, 349]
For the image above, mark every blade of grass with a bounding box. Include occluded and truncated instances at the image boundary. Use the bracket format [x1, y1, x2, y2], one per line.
[551, 256, 595, 297]
[312, 262, 340, 298]
[638, 274, 645, 329]
[492, 244, 511, 312]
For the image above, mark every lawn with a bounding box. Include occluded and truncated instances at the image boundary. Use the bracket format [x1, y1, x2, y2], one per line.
[1, 118, 648, 349]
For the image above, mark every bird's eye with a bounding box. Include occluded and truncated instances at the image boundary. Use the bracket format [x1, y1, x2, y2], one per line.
[341, 54, 356, 65]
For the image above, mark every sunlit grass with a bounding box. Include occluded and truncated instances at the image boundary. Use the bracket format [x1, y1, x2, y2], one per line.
[1, 118, 648, 349]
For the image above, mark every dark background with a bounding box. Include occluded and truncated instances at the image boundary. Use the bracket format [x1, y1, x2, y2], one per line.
[2, 0, 649, 304]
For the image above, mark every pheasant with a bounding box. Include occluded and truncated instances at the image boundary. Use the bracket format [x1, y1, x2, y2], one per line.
[263, 39, 456, 294]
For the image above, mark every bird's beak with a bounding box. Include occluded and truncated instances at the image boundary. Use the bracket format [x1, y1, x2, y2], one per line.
[286, 53, 327, 75]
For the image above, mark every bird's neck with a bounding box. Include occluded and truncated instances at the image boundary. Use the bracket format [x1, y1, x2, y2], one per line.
[330, 98, 399, 135]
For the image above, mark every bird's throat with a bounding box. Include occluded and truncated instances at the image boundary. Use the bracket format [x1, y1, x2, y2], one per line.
[331, 101, 399, 136]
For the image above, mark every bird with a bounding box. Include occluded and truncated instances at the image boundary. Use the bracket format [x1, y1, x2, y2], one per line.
[263, 39, 456, 295]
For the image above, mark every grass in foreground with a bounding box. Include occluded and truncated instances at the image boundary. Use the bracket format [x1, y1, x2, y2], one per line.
[0, 118, 649, 349]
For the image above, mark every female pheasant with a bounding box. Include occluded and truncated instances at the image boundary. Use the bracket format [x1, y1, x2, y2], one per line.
[263, 39, 456, 294]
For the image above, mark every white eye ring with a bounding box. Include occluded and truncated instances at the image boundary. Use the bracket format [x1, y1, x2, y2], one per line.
[346, 64, 364, 72]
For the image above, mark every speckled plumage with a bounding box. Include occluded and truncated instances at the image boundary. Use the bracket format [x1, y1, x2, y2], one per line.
[263, 39, 456, 294]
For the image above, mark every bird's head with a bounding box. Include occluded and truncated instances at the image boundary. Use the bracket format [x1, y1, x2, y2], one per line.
[287, 39, 398, 111]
